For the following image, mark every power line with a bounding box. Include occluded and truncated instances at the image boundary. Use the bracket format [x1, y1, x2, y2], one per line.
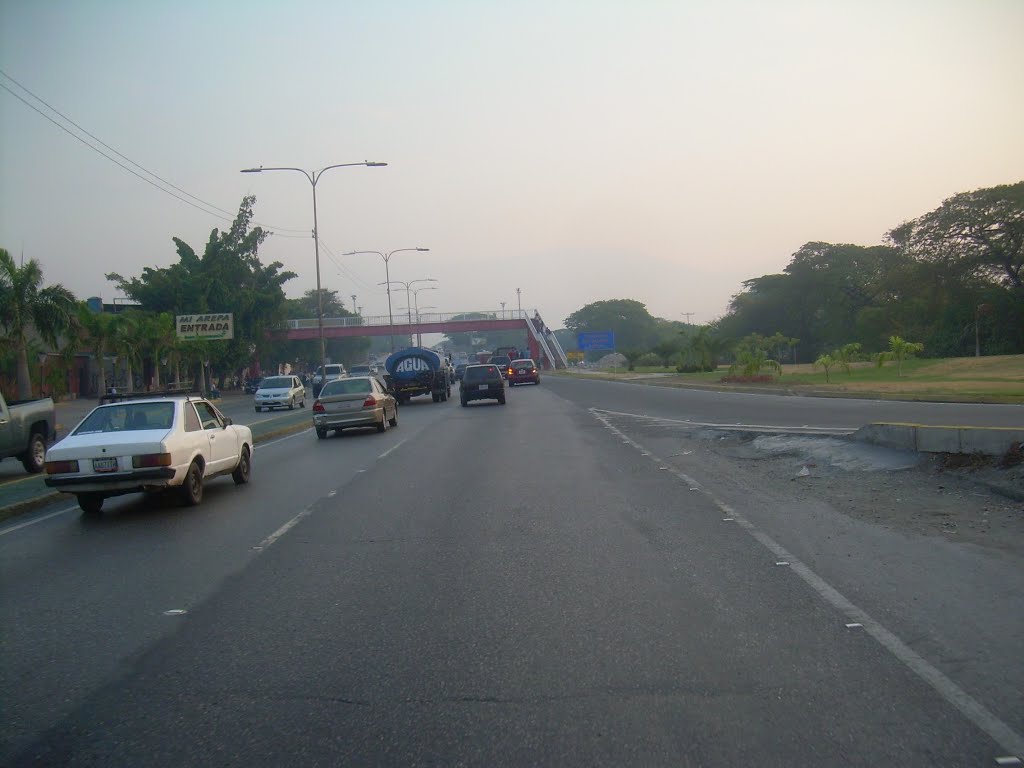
[0, 70, 307, 234]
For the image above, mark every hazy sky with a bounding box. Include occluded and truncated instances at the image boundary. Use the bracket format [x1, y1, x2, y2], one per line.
[2, 0, 1022, 330]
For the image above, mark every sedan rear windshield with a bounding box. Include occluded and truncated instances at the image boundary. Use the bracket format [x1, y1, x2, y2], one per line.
[464, 366, 499, 382]
[512, 360, 535, 368]
[74, 402, 176, 434]
[320, 378, 372, 396]
[260, 377, 294, 388]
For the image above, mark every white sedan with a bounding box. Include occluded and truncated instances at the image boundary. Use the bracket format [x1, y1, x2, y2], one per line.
[254, 375, 306, 411]
[44, 396, 254, 515]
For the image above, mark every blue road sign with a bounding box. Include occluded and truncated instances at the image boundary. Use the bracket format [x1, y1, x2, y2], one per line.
[577, 331, 615, 351]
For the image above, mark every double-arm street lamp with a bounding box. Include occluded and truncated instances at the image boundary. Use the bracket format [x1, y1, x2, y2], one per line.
[240, 161, 387, 374]
[344, 249, 430, 351]
[378, 278, 438, 348]
[410, 285, 439, 346]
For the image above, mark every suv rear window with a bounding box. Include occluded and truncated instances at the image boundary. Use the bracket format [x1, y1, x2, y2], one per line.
[512, 359, 535, 368]
[464, 365, 499, 382]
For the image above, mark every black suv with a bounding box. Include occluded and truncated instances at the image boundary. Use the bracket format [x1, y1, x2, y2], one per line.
[460, 364, 506, 406]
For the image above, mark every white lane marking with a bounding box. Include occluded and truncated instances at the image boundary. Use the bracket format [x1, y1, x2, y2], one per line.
[590, 407, 1024, 759]
[846, 623, 864, 629]
[253, 506, 313, 552]
[0, 505, 77, 537]
[593, 408, 855, 434]
[258, 428, 312, 448]
[996, 758, 1022, 766]
[163, 609, 187, 616]
[775, 561, 791, 566]
[378, 438, 408, 460]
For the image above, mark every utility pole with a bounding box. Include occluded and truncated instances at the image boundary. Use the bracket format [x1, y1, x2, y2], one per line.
[500, 301, 506, 319]
[681, 312, 695, 325]
[516, 287, 521, 316]
[351, 294, 357, 314]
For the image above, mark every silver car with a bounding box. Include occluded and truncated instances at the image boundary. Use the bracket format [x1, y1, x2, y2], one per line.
[312, 376, 397, 438]
[254, 375, 306, 411]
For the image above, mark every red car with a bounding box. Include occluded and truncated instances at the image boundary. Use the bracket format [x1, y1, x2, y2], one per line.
[508, 358, 541, 386]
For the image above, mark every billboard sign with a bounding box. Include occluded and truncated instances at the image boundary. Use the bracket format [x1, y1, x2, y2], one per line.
[176, 313, 234, 341]
[577, 331, 615, 351]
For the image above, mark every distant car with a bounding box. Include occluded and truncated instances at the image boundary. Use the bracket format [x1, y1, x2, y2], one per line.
[487, 355, 513, 379]
[243, 378, 263, 395]
[460, 364, 506, 406]
[312, 364, 347, 396]
[254, 375, 306, 411]
[454, 363, 468, 382]
[312, 376, 398, 438]
[348, 364, 372, 377]
[508, 358, 541, 386]
[43, 396, 253, 515]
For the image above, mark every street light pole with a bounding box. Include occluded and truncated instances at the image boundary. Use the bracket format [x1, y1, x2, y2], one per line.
[411, 285, 439, 346]
[241, 161, 387, 375]
[345, 249, 430, 352]
[516, 287, 522, 317]
[378, 278, 438, 348]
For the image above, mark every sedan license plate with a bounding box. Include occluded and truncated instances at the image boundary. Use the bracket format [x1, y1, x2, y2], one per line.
[518, 369, 526, 374]
[478, 385, 488, 391]
[93, 457, 118, 473]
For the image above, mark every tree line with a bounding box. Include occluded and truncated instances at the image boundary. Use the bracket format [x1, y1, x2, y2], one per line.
[1, 196, 370, 400]
[563, 181, 1023, 372]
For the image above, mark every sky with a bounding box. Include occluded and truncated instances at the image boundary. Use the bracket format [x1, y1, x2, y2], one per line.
[2, 0, 1022, 331]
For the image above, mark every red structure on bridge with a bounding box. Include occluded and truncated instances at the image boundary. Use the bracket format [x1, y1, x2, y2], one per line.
[280, 310, 568, 369]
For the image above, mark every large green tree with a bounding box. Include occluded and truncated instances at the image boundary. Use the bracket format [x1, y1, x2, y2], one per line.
[107, 196, 296, 381]
[563, 299, 659, 359]
[0, 249, 77, 399]
[890, 181, 1024, 290]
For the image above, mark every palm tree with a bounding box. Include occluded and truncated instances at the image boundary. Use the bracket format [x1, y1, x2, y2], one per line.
[112, 312, 141, 391]
[74, 303, 122, 398]
[0, 249, 77, 399]
[137, 312, 177, 389]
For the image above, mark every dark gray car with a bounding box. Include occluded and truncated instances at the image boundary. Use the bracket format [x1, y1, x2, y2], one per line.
[460, 364, 506, 406]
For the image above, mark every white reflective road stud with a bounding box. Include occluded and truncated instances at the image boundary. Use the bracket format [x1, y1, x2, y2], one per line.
[846, 623, 864, 629]
[163, 609, 187, 616]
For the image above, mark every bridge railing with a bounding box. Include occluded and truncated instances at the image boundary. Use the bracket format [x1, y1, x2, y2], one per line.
[287, 309, 530, 330]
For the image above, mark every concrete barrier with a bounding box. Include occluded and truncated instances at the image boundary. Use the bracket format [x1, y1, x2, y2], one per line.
[853, 422, 1024, 457]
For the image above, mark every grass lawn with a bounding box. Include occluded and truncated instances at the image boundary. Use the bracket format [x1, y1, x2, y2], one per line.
[557, 355, 1024, 403]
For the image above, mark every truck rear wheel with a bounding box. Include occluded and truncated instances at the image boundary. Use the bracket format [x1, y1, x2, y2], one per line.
[22, 431, 46, 473]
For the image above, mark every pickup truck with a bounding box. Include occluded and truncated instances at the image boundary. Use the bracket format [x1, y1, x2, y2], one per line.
[0, 392, 57, 473]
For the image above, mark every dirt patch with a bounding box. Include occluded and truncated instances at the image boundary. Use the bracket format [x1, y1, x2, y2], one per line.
[704, 433, 1024, 553]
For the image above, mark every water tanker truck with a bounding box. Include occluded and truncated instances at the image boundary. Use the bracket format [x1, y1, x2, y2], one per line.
[384, 347, 452, 404]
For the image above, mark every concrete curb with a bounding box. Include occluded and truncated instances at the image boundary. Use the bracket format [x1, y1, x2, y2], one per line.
[853, 422, 1024, 457]
[0, 418, 313, 524]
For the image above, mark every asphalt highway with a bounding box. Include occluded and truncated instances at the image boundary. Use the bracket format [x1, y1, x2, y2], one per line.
[1, 378, 1021, 765]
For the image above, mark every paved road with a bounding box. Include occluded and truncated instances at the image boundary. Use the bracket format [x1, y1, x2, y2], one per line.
[1, 380, 1021, 765]
[554, 374, 1024, 429]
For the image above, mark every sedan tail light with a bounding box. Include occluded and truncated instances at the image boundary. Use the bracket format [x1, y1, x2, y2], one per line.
[312, 401, 325, 413]
[132, 453, 172, 469]
[362, 396, 378, 408]
[45, 460, 80, 474]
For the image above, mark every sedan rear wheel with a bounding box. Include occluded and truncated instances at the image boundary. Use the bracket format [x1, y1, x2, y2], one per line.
[180, 461, 204, 506]
[288, 397, 295, 410]
[377, 412, 388, 433]
[388, 406, 398, 427]
[315, 427, 328, 439]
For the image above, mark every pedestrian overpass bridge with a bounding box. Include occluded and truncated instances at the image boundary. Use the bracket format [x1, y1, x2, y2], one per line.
[282, 309, 569, 369]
